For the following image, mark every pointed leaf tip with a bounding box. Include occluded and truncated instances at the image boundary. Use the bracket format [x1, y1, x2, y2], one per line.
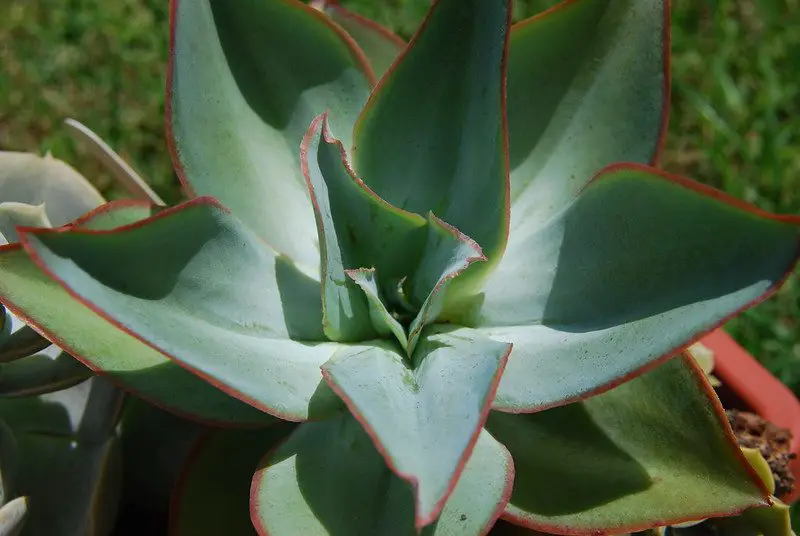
[490, 356, 769, 534]
[477, 164, 799, 413]
[251, 412, 514, 535]
[321, 328, 510, 527]
[353, 0, 511, 275]
[14, 198, 342, 422]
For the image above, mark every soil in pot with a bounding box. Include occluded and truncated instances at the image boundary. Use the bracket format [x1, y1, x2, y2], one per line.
[727, 409, 796, 500]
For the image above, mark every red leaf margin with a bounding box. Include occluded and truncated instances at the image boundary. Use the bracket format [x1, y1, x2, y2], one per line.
[500, 352, 773, 535]
[492, 161, 800, 416]
[351, 0, 514, 268]
[321, 342, 514, 530]
[0, 199, 268, 428]
[510, 0, 672, 167]
[249, 413, 516, 536]
[12, 196, 314, 424]
[315, 0, 407, 49]
[165, 0, 379, 201]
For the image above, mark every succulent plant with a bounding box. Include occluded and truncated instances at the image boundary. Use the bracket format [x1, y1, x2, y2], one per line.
[0, 148, 121, 536]
[1, 0, 799, 535]
[0, 124, 171, 536]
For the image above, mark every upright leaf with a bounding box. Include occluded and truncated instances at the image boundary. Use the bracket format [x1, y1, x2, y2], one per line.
[321, 329, 510, 527]
[507, 0, 668, 232]
[346, 268, 408, 349]
[168, 0, 374, 274]
[405, 215, 484, 354]
[353, 0, 511, 277]
[314, 0, 405, 78]
[300, 114, 425, 341]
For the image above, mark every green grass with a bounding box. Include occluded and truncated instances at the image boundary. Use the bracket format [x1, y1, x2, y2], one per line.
[0, 0, 798, 388]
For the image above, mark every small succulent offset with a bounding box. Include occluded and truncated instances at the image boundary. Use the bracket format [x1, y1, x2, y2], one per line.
[0, 0, 799, 535]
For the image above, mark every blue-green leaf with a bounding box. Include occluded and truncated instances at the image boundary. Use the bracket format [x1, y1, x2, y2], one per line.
[251, 412, 512, 535]
[507, 0, 667, 232]
[471, 165, 800, 412]
[353, 0, 511, 278]
[17, 198, 344, 422]
[169, 0, 374, 274]
[321, 328, 510, 526]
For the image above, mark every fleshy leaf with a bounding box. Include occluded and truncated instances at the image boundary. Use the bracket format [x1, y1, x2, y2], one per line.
[8, 378, 123, 536]
[17, 198, 345, 422]
[353, 0, 511, 278]
[251, 412, 512, 535]
[507, 0, 668, 232]
[0, 351, 91, 397]
[406, 214, 485, 354]
[0, 326, 50, 365]
[487, 356, 769, 533]
[321, 328, 510, 527]
[346, 268, 408, 349]
[471, 165, 800, 412]
[168, 0, 374, 274]
[713, 498, 794, 536]
[314, 0, 405, 78]
[0, 152, 103, 241]
[170, 424, 295, 536]
[63, 118, 165, 205]
[301, 114, 426, 341]
[15, 435, 120, 536]
[0, 202, 273, 426]
[0, 421, 19, 506]
[0, 497, 27, 536]
[0, 203, 51, 243]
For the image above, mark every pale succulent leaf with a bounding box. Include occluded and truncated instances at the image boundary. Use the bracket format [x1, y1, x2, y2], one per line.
[353, 0, 510, 282]
[507, 0, 667, 232]
[317, 1, 405, 79]
[0, 202, 273, 426]
[472, 166, 799, 411]
[169, 0, 373, 274]
[18, 199, 346, 421]
[321, 328, 510, 526]
[63, 118, 165, 205]
[0, 152, 103, 241]
[251, 413, 510, 535]
[0, 497, 27, 536]
[0, 203, 51, 243]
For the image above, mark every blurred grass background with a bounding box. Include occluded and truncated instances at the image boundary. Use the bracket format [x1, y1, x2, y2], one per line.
[0, 0, 798, 389]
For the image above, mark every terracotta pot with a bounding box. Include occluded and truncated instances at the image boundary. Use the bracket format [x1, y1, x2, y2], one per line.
[701, 328, 800, 504]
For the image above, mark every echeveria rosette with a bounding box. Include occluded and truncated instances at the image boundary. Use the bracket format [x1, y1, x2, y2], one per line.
[0, 1, 797, 535]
